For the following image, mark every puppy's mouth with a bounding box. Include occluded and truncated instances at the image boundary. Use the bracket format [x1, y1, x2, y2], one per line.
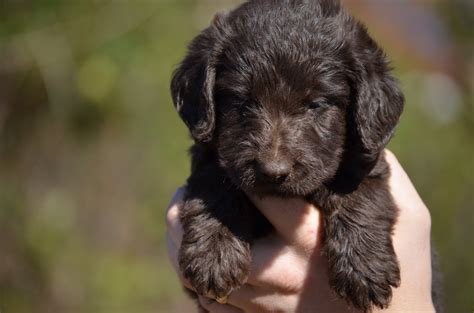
[245, 161, 317, 197]
[252, 182, 290, 196]
[248, 161, 307, 196]
[228, 168, 290, 196]
[227, 160, 312, 196]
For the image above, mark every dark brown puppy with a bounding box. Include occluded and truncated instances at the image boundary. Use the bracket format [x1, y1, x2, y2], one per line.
[171, 0, 433, 311]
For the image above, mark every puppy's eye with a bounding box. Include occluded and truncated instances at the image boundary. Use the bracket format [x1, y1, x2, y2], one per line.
[308, 98, 328, 110]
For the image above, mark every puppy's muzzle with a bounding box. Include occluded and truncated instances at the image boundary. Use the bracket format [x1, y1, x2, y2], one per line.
[255, 158, 293, 182]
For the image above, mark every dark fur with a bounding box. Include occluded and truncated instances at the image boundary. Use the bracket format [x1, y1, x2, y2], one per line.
[171, 0, 439, 311]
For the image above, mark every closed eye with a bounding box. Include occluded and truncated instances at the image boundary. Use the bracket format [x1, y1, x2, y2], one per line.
[308, 98, 329, 110]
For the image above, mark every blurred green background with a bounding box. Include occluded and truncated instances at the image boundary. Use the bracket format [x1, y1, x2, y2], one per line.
[0, 0, 472, 312]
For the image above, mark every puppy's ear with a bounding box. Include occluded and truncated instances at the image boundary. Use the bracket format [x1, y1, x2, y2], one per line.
[171, 12, 228, 142]
[348, 22, 404, 165]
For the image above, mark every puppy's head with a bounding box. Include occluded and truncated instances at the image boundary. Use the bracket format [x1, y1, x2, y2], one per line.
[171, 0, 404, 196]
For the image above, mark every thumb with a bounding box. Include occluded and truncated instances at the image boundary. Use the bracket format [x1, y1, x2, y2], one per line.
[247, 194, 323, 253]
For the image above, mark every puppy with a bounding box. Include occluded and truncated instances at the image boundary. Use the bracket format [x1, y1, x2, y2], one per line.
[171, 0, 434, 311]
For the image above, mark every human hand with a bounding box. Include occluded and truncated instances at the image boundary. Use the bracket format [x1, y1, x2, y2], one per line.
[165, 151, 435, 313]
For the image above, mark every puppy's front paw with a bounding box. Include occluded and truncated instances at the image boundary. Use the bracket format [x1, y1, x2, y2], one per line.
[179, 230, 251, 299]
[327, 238, 400, 311]
[336, 258, 400, 311]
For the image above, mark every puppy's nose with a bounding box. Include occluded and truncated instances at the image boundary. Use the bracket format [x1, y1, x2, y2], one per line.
[256, 159, 292, 181]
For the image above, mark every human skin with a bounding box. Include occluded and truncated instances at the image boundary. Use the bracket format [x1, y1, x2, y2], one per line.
[165, 151, 435, 313]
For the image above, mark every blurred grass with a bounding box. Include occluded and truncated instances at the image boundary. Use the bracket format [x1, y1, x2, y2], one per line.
[0, 1, 472, 313]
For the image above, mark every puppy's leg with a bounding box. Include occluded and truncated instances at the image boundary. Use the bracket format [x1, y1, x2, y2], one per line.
[321, 189, 400, 311]
[179, 166, 257, 301]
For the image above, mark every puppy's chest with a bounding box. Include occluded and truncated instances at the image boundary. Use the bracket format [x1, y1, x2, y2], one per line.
[306, 175, 392, 216]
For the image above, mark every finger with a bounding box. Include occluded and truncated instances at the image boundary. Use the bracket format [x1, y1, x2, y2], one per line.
[166, 233, 192, 290]
[249, 234, 308, 288]
[383, 150, 434, 311]
[246, 194, 322, 252]
[225, 282, 296, 312]
[244, 232, 323, 295]
[198, 296, 244, 313]
[166, 187, 185, 245]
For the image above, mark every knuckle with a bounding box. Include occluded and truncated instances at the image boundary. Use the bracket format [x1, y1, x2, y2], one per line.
[165, 205, 180, 228]
[259, 267, 305, 294]
[405, 201, 432, 234]
[250, 295, 297, 313]
[297, 234, 319, 253]
[416, 204, 432, 231]
[384, 149, 399, 166]
[384, 149, 395, 160]
[198, 295, 213, 308]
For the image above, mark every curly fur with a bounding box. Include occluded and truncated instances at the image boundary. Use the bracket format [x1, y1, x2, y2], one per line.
[171, 0, 441, 312]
